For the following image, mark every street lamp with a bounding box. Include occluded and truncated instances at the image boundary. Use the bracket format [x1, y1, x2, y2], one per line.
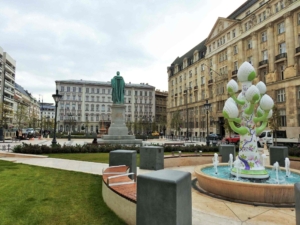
[46, 116, 50, 130]
[52, 89, 62, 145]
[204, 99, 211, 146]
[67, 113, 73, 141]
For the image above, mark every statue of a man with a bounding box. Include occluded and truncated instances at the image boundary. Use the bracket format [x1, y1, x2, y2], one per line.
[111, 71, 125, 104]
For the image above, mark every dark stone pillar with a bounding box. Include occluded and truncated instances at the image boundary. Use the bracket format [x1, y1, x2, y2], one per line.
[109, 150, 136, 178]
[219, 144, 236, 163]
[137, 170, 191, 225]
[269, 146, 288, 167]
[140, 146, 164, 170]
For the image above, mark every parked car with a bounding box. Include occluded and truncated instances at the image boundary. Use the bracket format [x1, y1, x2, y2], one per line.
[20, 129, 28, 140]
[225, 135, 240, 145]
[208, 133, 222, 140]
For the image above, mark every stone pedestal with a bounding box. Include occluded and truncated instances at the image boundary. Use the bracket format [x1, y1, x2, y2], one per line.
[137, 170, 191, 225]
[269, 146, 288, 167]
[98, 104, 142, 146]
[140, 146, 164, 170]
[219, 144, 236, 163]
[109, 150, 136, 178]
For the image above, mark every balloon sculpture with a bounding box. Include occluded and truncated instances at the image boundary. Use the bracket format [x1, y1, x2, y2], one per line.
[223, 61, 274, 179]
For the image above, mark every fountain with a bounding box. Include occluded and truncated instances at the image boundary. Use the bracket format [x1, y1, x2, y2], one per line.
[212, 153, 219, 174]
[194, 62, 300, 205]
[285, 157, 291, 177]
[228, 154, 233, 169]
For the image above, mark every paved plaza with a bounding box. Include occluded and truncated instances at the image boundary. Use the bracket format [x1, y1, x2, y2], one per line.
[0, 138, 296, 225]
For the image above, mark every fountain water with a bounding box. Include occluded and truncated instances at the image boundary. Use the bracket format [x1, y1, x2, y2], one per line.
[228, 154, 233, 169]
[272, 162, 280, 184]
[261, 154, 267, 167]
[285, 157, 291, 177]
[212, 153, 219, 174]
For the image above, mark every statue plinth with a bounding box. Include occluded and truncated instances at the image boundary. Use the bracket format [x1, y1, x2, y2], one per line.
[99, 104, 142, 145]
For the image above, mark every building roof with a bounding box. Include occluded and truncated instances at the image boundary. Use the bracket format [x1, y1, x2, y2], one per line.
[227, 0, 258, 20]
[56, 79, 155, 89]
[171, 38, 207, 66]
[15, 83, 29, 97]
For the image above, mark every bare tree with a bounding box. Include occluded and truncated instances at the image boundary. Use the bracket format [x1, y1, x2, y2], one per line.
[268, 105, 280, 146]
[170, 111, 181, 136]
[14, 103, 29, 129]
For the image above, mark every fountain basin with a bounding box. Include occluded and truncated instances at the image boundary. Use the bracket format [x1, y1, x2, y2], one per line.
[194, 163, 300, 205]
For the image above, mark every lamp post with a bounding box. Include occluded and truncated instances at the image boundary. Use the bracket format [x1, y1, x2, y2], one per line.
[204, 99, 211, 146]
[52, 89, 62, 145]
[39, 95, 43, 136]
[46, 116, 50, 131]
[67, 113, 73, 141]
[185, 87, 191, 140]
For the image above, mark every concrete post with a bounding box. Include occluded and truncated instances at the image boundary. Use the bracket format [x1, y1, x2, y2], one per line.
[109, 150, 136, 178]
[219, 144, 235, 163]
[137, 170, 192, 225]
[140, 146, 164, 170]
[269, 146, 288, 167]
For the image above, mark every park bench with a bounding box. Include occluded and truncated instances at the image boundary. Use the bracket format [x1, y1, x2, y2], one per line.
[163, 142, 185, 147]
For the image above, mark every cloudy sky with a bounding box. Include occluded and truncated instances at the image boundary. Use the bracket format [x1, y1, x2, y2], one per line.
[0, 0, 246, 103]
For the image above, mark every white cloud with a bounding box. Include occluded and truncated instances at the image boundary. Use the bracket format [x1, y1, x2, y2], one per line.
[0, 0, 246, 103]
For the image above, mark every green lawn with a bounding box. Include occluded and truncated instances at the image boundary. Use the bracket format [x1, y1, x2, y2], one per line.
[0, 160, 126, 225]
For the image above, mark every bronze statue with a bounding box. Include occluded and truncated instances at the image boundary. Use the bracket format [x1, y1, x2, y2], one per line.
[111, 71, 125, 104]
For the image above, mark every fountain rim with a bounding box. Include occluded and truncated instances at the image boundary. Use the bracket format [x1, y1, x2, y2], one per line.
[195, 163, 300, 186]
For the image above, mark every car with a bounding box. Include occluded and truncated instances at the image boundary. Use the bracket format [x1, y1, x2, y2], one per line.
[225, 135, 240, 145]
[208, 133, 222, 140]
[26, 128, 37, 138]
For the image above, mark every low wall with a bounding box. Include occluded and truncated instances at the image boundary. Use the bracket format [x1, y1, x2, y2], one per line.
[102, 181, 136, 225]
[164, 155, 221, 168]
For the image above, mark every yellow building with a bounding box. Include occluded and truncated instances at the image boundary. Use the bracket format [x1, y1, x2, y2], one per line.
[167, 0, 300, 138]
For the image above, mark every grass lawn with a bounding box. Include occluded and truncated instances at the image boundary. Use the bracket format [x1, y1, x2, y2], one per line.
[0, 160, 126, 225]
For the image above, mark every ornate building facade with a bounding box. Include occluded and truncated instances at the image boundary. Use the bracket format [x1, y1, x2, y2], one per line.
[155, 90, 168, 134]
[55, 80, 155, 134]
[167, 0, 300, 138]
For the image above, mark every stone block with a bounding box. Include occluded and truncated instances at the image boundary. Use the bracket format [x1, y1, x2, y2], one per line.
[295, 183, 300, 225]
[219, 144, 235, 163]
[109, 150, 136, 178]
[137, 170, 191, 225]
[140, 146, 164, 170]
[269, 146, 288, 167]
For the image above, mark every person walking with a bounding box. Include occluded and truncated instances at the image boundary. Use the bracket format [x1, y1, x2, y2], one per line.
[18, 129, 22, 140]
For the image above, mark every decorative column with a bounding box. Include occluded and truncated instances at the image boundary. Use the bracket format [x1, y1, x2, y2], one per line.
[251, 32, 259, 69]
[284, 12, 295, 67]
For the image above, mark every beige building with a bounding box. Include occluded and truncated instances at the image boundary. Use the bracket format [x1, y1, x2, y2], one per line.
[55, 80, 155, 134]
[167, 0, 300, 138]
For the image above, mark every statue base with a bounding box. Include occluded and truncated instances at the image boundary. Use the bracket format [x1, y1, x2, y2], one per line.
[98, 104, 142, 146]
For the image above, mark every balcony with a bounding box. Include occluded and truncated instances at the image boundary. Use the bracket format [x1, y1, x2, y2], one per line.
[208, 79, 213, 85]
[175, 93, 178, 97]
[232, 70, 238, 76]
[275, 53, 287, 61]
[5, 72, 14, 81]
[296, 47, 300, 54]
[194, 85, 198, 90]
[258, 60, 268, 67]
[4, 79, 14, 88]
[5, 63, 15, 73]
[4, 87, 14, 95]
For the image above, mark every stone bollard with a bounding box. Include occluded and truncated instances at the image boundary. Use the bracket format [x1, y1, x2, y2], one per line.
[269, 146, 288, 167]
[219, 144, 235, 163]
[199, 151, 202, 156]
[178, 151, 182, 157]
[295, 183, 300, 225]
[137, 170, 192, 225]
[109, 150, 136, 179]
[139, 146, 164, 170]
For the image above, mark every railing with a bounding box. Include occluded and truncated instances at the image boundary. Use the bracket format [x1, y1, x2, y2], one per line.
[258, 60, 268, 66]
[296, 47, 300, 54]
[5, 63, 15, 72]
[194, 85, 198, 90]
[175, 93, 178, 97]
[275, 53, 287, 61]
[208, 79, 213, 84]
[232, 70, 238, 75]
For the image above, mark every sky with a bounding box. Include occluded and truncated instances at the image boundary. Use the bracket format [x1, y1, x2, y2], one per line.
[0, 0, 246, 103]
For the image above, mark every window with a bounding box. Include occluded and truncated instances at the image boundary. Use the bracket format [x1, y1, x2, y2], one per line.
[209, 45, 211, 52]
[262, 50, 268, 60]
[78, 95, 81, 101]
[86, 96, 89, 101]
[67, 87, 70, 92]
[102, 96, 105, 102]
[91, 88, 94, 93]
[73, 95, 76, 100]
[259, 0, 265, 6]
[73, 87, 76, 92]
[245, 10, 250, 16]
[279, 42, 286, 54]
[102, 89, 105, 94]
[85, 104, 89, 111]
[279, 109, 286, 126]
[195, 67, 197, 75]
[298, 13, 300, 25]
[233, 45, 238, 54]
[61, 86, 64, 92]
[78, 87, 81, 93]
[247, 56, 253, 65]
[261, 31, 267, 42]
[201, 64, 205, 71]
[279, 64, 285, 80]
[189, 70, 192, 77]
[297, 86, 300, 99]
[96, 96, 99, 102]
[234, 61, 238, 71]
[96, 104, 99, 111]
[78, 104, 81, 110]
[101, 104, 105, 112]
[97, 88, 100, 94]
[86, 88, 89, 93]
[232, 29, 236, 38]
[245, 22, 251, 31]
[247, 39, 252, 49]
[201, 76, 205, 85]
[280, 0, 284, 9]
[276, 89, 285, 102]
[91, 104, 94, 111]
[278, 22, 285, 34]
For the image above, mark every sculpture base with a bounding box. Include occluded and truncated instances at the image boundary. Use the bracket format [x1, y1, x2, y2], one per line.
[231, 168, 269, 179]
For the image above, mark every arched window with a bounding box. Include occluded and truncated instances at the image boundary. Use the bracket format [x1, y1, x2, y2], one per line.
[101, 104, 105, 112]
[91, 125, 94, 132]
[91, 104, 94, 111]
